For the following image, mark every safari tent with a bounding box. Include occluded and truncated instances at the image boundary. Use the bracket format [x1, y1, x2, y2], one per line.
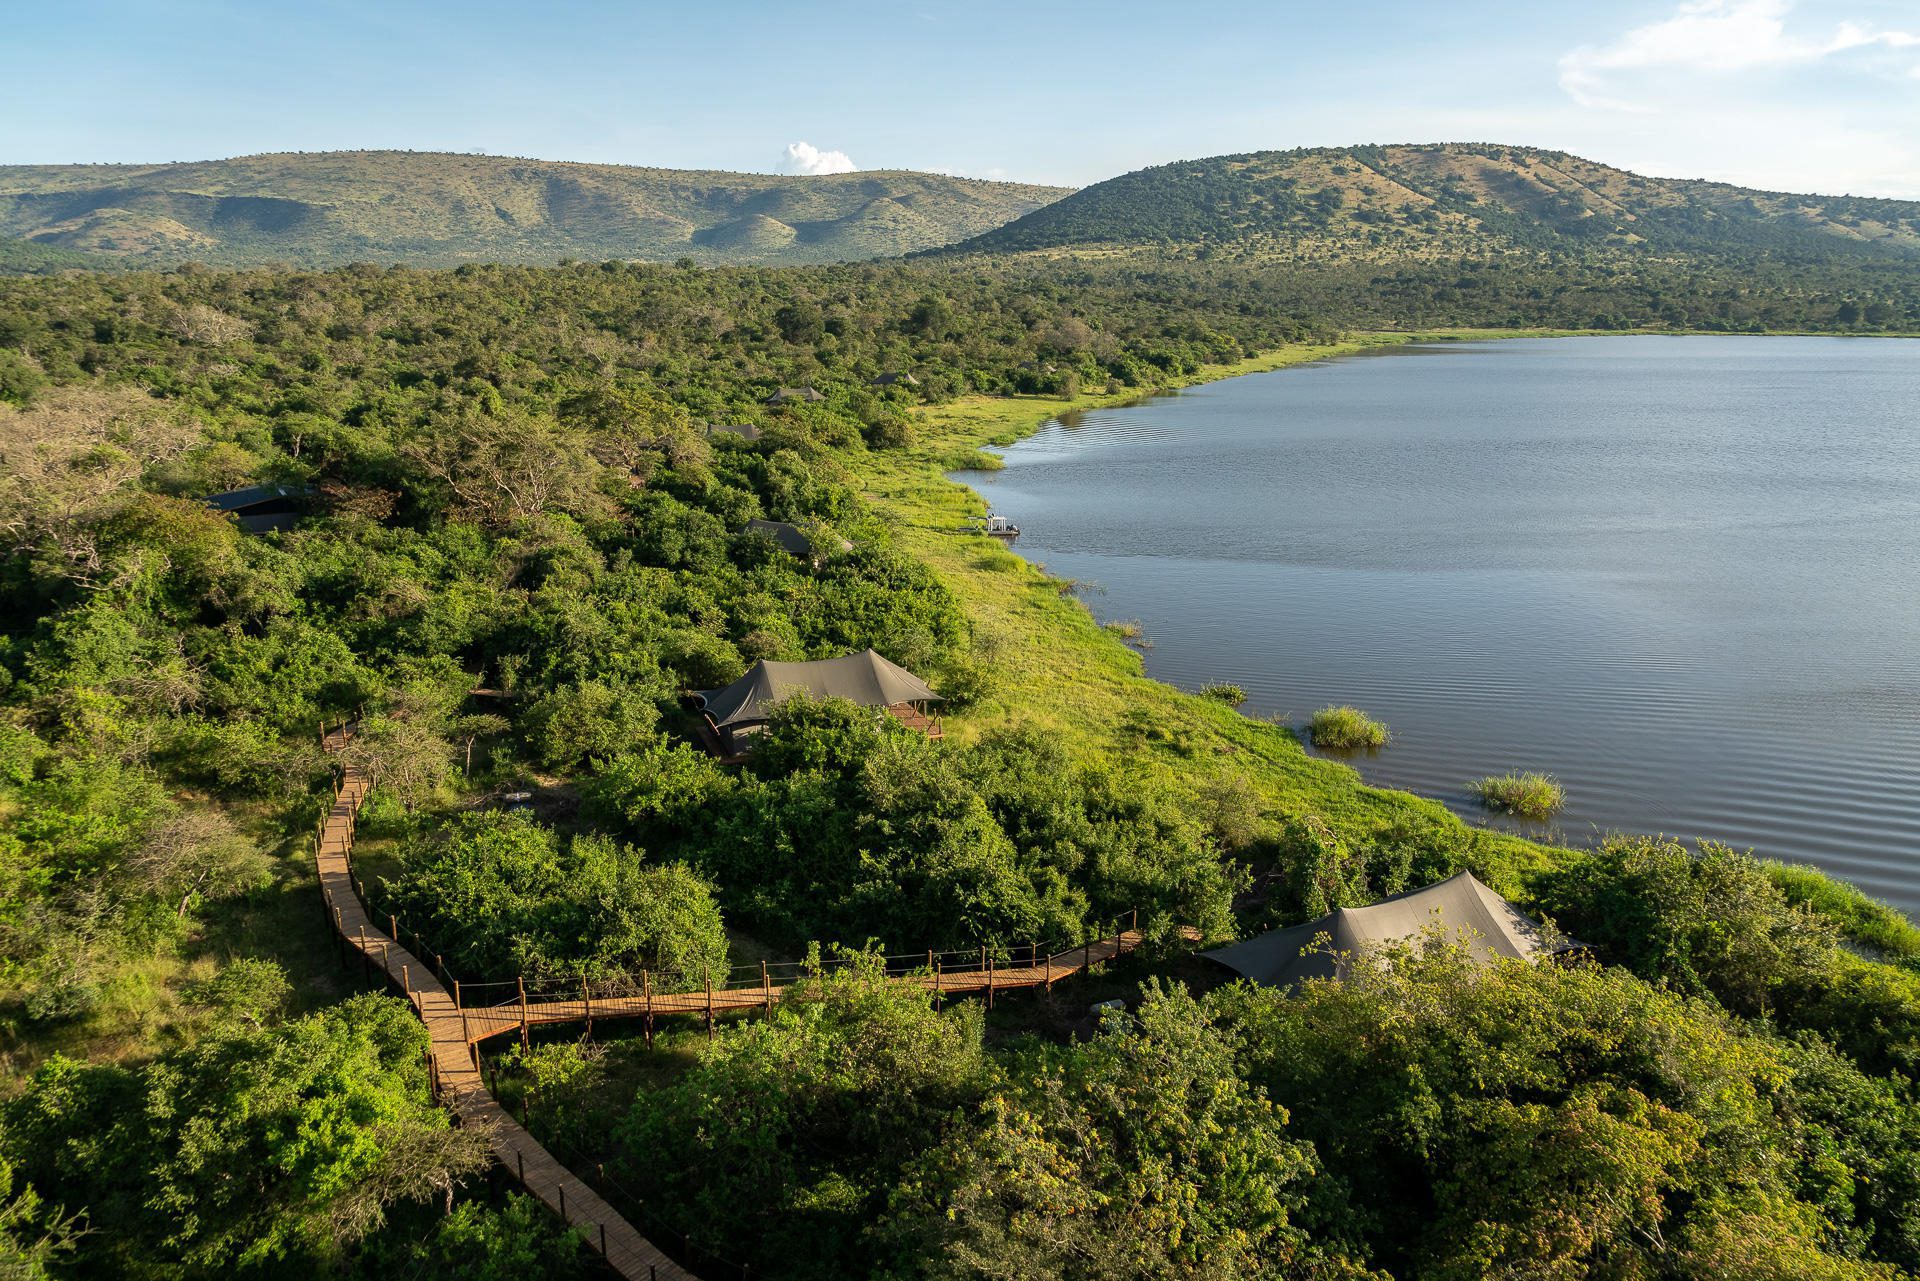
[694, 649, 943, 758]
[1203, 871, 1565, 988]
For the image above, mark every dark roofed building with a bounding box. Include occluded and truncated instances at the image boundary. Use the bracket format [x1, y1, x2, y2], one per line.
[707, 422, 764, 442]
[694, 649, 943, 759]
[764, 386, 826, 405]
[744, 518, 815, 559]
[742, 518, 853, 562]
[205, 483, 307, 534]
[870, 372, 919, 388]
[1202, 872, 1569, 988]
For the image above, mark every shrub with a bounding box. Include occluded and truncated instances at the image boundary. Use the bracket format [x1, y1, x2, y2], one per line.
[1307, 705, 1389, 749]
[384, 812, 729, 987]
[1469, 771, 1564, 819]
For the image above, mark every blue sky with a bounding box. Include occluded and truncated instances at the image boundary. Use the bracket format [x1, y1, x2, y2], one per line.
[6, 0, 1919, 196]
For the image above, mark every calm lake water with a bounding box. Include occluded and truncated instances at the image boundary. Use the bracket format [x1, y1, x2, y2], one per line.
[961, 337, 1920, 911]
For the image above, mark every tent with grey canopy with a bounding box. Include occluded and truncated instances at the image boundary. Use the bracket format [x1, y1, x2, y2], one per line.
[694, 649, 944, 758]
[1203, 871, 1571, 988]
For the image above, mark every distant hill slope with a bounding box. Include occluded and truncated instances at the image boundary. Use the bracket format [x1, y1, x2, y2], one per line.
[0, 151, 1069, 268]
[952, 143, 1920, 262]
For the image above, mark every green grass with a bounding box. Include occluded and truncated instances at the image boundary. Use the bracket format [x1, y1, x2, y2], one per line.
[849, 336, 1559, 900]
[1469, 773, 1566, 821]
[1766, 862, 1920, 963]
[1307, 706, 1390, 750]
[0, 802, 353, 1086]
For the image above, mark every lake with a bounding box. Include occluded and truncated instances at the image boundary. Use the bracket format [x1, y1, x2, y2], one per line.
[959, 336, 1920, 911]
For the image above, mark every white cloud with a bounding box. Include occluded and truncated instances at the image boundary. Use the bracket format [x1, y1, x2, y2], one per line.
[1560, 0, 1920, 109]
[779, 141, 857, 175]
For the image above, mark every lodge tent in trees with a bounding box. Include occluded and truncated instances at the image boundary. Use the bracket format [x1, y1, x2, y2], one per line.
[695, 649, 942, 757]
[203, 482, 307, 533]
[1204, 871, 1568, 987]
[742, 518, 849, 563]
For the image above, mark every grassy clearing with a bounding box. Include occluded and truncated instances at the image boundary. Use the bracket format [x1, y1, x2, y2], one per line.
[851, 336, 1558, 898]
[1308, 706, 1390, 750]
[1469, 773, 1566, 821]
[0, 805, 352, 1086]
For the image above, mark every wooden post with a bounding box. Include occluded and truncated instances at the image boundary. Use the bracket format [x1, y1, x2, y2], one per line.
[452, 979, 461, 1008]
[558, 1182, 566, 1223]
[762, 959, 771, 1014]
[986, 948, 994, 1010]
[1045, 946, 1053, 992]
[389, 913, 397, 941]
[643, 970, 653, 1049]
[705, 974, 714, 1041]
[518, 975, 529, 1050]
[934, 958, 943, 1009]
[401, 963, 410, 996]
[1131, 908, 1139, 933]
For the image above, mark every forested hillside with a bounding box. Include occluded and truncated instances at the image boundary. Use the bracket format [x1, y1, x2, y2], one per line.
[0, 152, 1068, 268]
[956, 143, 1920, 263]
[2, 253, 1920, 1279]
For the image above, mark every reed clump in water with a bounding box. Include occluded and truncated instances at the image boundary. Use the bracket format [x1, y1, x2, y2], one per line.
[1470, 772, 1565, 819]
[1308, 705, 1390, 749]
[1200, 682, 1248, 708]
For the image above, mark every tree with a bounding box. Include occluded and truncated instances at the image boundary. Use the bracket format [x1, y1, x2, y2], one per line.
[2, 996, 489, 1272]
[900, 981, 1339, 1281]
[0, 386, 197, 582]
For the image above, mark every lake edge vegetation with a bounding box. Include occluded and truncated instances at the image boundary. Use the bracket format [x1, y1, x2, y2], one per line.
[2, 250, 1920, 1280]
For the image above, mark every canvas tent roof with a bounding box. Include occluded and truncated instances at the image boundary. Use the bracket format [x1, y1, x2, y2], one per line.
[1202, 871, 1560, 988]
[744, 518, 815, 558]
[695, 649, 941, 729]
[205, 483, 304, 512]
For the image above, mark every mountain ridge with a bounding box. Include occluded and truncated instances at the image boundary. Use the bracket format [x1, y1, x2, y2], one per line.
[0, 149, 1070, 268]
[947, 142, 1920, 263]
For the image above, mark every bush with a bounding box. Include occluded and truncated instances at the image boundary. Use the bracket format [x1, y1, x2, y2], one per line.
[1469, 771, 1563, 818]
[1307, 705, 1389, 749]
[384, 811, 729, 987]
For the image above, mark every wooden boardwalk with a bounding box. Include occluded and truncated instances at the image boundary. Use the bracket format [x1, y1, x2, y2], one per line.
[314, 723, 1170, 1278]
[456, 929, 1157, 1045]
[314, 733, 695, 1280]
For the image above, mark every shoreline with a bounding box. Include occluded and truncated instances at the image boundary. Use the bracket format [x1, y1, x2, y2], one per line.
[858, 328, 1920, 949]
[856, 330, 1566, 903]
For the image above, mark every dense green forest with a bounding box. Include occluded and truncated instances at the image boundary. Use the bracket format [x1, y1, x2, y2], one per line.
[3, 249, 1920, 1279]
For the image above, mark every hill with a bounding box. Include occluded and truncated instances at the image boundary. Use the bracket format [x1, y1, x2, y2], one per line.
[0, 150, 1069, 268]
[952, 143, 1920, 262]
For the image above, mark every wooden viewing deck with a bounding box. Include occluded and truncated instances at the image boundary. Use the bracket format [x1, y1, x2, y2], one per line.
[312, 721, 1169, 1279]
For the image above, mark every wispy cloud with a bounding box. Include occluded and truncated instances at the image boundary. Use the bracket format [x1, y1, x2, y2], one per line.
[1560, 0, 1920, 110]
[779, 140, 856, 175]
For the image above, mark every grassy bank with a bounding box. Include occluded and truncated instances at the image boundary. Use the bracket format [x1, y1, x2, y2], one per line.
[854, 333, 1559, 899]
[857, 330, 1920, 955]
